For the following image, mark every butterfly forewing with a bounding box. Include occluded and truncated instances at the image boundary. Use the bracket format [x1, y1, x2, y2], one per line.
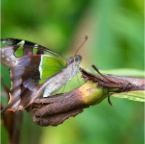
[0, 38, 66, 68]
[0, 38, 81, 112]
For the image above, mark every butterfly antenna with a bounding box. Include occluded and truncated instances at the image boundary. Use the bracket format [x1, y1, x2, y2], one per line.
[73, 36, 88, 86]
[75, 35, 88, 56]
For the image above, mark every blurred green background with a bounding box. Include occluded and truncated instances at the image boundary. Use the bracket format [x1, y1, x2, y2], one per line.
[1, 0, 144, 144]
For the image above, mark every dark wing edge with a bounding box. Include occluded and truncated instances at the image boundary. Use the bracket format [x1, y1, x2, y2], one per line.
[0, 38, 66, 60]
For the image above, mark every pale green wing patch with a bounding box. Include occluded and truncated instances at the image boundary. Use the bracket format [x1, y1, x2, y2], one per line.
[14, 46, 24, 57]
[33, 48, 38, 54]
[39, 55, 67, 84]
[112, 90, 145, 102]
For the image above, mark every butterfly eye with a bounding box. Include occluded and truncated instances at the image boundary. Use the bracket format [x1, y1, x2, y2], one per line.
[75, 55, 82, 62]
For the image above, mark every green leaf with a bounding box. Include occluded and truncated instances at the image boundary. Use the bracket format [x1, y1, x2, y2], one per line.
[112, 90, 145, 102]
[100, 69, 145, 78]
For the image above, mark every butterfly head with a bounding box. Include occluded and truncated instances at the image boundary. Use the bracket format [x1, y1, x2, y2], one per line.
[67, 55, 82, 66]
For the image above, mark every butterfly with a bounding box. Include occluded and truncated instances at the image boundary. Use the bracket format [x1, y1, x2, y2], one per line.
[0, 38, 82, 112]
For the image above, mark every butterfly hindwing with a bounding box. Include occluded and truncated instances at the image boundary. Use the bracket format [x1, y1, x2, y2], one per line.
[7, 54, 67, 111]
